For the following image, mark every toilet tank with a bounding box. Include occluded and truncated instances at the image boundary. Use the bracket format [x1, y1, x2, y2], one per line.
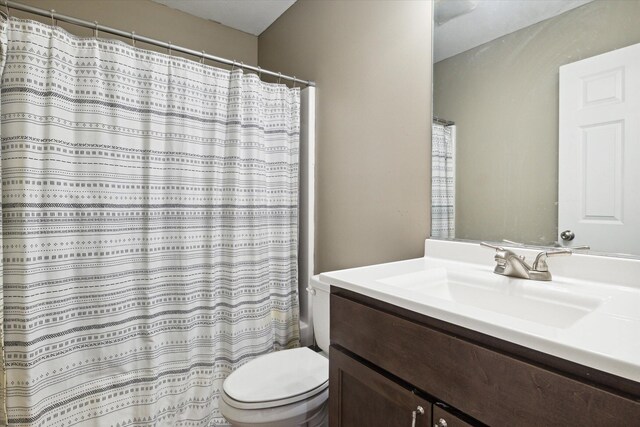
[308, 275, 330, 353]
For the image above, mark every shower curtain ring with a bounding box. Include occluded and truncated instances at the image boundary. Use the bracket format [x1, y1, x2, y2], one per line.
[131, 31, 136, 47]
[50, 9, 56, 27]
[230, 60, 236, 71]
[277, 72, 282, 84]
[4, 0, 10, 17]
[167, 41, 172, 56]
[293, 77, 297, 89]
[257, 66, 262, 79]
[201, 50, 205, 64]
[93, 21, 99, 38]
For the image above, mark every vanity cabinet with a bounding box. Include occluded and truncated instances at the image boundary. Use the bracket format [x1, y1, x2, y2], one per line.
[329, 289, 640, 427]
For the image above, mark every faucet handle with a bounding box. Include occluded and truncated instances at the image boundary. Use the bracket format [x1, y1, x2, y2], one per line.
[532, 248, 572, 272]
[502, 239, 525, 246]
[481, 242, 519, 268]
[480, 242, 504, 251]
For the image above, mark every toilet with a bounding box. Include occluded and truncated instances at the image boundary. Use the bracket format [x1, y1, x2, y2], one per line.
[219, 275, 330, 427]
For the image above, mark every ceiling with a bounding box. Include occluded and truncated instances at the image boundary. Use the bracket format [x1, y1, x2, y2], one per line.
[151, 1, 596, 59]
[434, 0, 595, 62]
[151, 0, 297, 36]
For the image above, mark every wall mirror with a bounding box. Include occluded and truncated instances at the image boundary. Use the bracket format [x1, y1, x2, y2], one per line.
[431, 0, 640, 258]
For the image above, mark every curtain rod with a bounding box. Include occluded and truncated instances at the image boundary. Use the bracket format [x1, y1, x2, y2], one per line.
[433, 117, 455, 126]
[3, 0, 315, 87]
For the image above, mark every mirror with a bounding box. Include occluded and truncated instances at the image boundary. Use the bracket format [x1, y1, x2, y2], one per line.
[432, 0, 640, 257]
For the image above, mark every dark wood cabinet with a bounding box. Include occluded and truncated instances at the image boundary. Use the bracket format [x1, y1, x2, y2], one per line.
[433, 405, 474, 427]
[329, 289, 640, 427]
[330, 348, 431, 427]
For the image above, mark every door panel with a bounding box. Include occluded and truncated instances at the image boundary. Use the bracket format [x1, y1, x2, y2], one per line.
[329, 347, 431, 427]
[559, 42, 640, 254]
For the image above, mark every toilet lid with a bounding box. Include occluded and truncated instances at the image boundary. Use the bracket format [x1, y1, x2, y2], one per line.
[223, 347, 328, 405]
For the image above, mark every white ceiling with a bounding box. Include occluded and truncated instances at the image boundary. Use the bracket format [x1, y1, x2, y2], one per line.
[434, 0, 595, 62]
[151, 0, 297, 36]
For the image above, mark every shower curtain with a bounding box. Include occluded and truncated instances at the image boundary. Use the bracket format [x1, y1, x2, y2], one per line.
[431, 123, 456, 238]
[0, 17, 300, 427]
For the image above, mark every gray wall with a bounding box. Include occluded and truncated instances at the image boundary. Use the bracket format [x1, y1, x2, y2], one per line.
[10, 0, 257, 65]
[259, 0, 433, 272]
[434, 0, 640, 245]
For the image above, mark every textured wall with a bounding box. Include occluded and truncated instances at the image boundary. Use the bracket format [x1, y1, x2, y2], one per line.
[8, 0, 257, 65]
[434, 0, 640, 245]
[259, 0, 433, 272]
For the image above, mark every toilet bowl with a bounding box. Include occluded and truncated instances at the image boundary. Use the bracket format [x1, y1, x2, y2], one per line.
[219, 276, 330, 427]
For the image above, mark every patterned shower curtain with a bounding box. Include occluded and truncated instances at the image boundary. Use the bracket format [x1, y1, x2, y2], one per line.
[0, 17, 300, 427]
[431, 123, 456, 238]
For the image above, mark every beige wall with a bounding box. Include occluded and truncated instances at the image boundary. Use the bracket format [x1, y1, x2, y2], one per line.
[434, 0, 640, 245]
[259, 0, 433, 273]
[9, 0, 257, 65]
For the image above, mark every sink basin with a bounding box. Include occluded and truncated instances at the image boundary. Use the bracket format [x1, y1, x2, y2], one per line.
[378, 268, 605, 328]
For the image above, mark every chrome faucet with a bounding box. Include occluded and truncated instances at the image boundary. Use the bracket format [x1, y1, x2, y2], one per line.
[480, 242, 587, 281]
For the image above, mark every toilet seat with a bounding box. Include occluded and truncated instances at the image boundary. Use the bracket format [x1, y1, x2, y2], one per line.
[219, 386, 328, 427]
[223, 347, 329, 410]
[222, 380, 328, 410]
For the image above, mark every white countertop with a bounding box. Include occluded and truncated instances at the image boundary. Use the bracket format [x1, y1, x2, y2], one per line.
[319, 239, 640, 382]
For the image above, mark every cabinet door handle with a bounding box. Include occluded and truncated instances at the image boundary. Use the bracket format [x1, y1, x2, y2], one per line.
[411, 406, 425, 427]
[435, 418, 448, 427]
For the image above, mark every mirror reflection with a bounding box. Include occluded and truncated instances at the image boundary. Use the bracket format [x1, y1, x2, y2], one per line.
[432, 0, 640, 257]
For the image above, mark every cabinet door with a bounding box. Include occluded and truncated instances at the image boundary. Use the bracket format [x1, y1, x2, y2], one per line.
[329, 346, 432, 427]
[433, 405, 474, 427]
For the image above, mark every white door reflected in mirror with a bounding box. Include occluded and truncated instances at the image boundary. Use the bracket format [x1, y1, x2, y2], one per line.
[559, 42, 640, 255]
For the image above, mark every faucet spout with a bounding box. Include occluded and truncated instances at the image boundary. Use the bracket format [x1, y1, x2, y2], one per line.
[493, 249, 532, 279]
